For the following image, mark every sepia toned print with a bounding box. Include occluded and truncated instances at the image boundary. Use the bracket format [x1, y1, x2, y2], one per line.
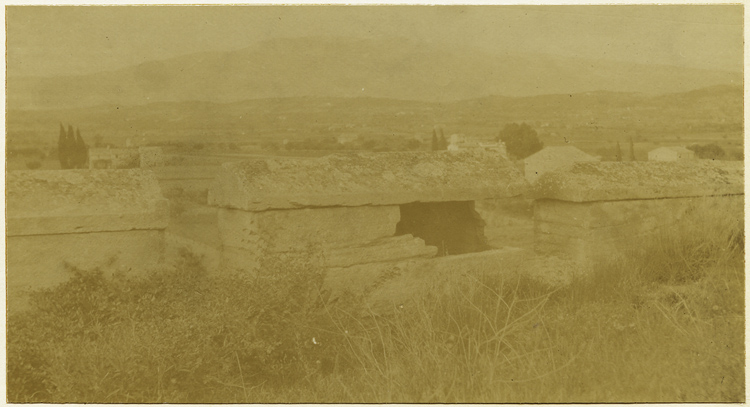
[5, 4, 744, 403]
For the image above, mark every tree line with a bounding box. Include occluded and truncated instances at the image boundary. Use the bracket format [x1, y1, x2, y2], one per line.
[58, 124, 88, 169]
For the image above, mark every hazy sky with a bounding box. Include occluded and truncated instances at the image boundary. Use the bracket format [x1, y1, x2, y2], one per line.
[6, 5, 744, 78]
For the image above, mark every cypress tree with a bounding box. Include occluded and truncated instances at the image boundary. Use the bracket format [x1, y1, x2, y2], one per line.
[628, 137, 636, 161]
[438, 134, 448, 150]
[58, 123, 70, 169]
[615, 142, 623, 162]
[75, 128, 87, 168]
[431, 129, 439, 151]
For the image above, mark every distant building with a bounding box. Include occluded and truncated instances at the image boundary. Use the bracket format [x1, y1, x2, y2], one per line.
[88, 147, 140, 169]
[648, 146, 696, 161]
[447, 134, 508, 158]
[524, 146, 598, 184]
[337, 133, 359, 144]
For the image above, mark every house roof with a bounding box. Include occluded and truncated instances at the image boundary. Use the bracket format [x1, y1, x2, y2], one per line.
[524, 146, 597, 163]
[649, 146, 693, 154]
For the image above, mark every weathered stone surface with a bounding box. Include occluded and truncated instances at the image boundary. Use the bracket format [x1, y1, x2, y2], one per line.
[533, 195, 744, 265]
[325, 235, 437, 268]
[532, 161, 743, 202]
[208, 150, 527, 210]
[7, 169, 169, 236]
[153, 165, 222, 194]
[324, 248, 525, 314]
[7, 230, 164, 311]
[218, 205, 400, 252]
[153, 165, 221, 182]
[165, 232, 222, 273]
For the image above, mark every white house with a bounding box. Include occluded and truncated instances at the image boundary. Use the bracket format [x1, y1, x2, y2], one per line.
[648, 146, 696, 161]
[524, 146, 599, 184]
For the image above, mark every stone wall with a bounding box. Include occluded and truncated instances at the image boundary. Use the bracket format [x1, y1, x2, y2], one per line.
[531, 161, 744, 266]
[153, 165, 222, 196]
[208, 151, 529, 308]
[139, 146, 165, 168]
[6, 170, 169, 310]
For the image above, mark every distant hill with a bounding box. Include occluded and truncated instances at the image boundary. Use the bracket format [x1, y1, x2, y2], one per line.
[7, 36, 742, 110]
[7, 85, 742, 147]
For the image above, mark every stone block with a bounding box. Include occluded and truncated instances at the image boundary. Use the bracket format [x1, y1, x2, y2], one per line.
[7, 230, 164, 311]
[7, 169, 169, 236]
[324, 248, 525, 314]
[533, 195, 744, 265]
[208, 150, 528, 211]
[217, 205, 400, 252]
[532, 161, 743, 202]
[325, 235, 437, 268]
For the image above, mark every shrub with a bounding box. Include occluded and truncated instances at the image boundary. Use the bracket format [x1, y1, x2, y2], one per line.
[25, 160, 42, 169]
[7, 248, 348, 403]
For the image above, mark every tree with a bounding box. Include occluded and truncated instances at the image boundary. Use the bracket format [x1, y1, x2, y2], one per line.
[687, 143, 726, 160]
[431, 129, 439, 151]
[58, 123, 71, 169]
[615, 142, 623, 162]
[74, 128, 88, 168]
[496, 123, 543, 159]
[57, 124, 88, 169]
[628, 137, 636, 161]
[405, 139, 422, 151]
[438, 134, 448, 150]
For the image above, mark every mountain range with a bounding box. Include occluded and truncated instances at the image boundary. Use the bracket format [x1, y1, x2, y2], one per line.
[8, 36, 742, 110]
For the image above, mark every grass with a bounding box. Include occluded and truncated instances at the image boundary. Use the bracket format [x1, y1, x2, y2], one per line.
[7, 205, 745, 403]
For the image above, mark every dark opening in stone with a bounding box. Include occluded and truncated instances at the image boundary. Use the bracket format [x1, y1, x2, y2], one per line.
[396, 201, 492, 256]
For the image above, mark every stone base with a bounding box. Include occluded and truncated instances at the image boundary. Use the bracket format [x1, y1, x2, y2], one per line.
[325, 234, 437, 268]
[324, 247, 525, 314]
[533, 195, 744, 266]
[7, 230, 165, 312]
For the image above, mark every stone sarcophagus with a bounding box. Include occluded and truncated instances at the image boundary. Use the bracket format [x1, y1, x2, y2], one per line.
[531, 161, 744, 266]
[208, 151, 529, 308]
[6, 170, 169, 309]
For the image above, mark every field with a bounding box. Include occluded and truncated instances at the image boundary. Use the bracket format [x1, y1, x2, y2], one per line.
[7, 203, 745, 403]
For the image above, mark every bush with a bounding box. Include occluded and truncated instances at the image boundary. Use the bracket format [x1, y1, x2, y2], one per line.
[7, 249, 340, 403]
[25, 160, 42, 169]
[687, 143, 726, 160]
[497, 123, 543, 159]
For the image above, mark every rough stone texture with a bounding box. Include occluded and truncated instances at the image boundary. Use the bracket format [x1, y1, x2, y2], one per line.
[208, 150, 527, 211]
[139, 146, 165, 168]
[6, 169, 169, 311]
[153, 165, 222, 195]
[7, 230, 164, 311]
[216, 205, 421, 273]
[532, 161, 743, 202]
[523, 146, 598, 184]
[325, 235, 437, 268]
[324, 248, 525, 314]
[165, 232, 222, 272]
[218, 205, 400, 252]
[7, 169, 169, 235]
[534, 195, 744, 265]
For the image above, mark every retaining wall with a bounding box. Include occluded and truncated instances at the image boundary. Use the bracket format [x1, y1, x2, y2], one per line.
[531, 161, 744, 266]
[6, 169, 169, 310]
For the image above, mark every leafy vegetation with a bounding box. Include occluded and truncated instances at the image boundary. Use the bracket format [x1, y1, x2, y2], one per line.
[687, 143, 727, 160]
[7, 208, 745, 402]
[497, 123, 544, 159]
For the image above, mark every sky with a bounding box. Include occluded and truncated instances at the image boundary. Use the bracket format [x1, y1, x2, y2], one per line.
[6, 5, 744, 78]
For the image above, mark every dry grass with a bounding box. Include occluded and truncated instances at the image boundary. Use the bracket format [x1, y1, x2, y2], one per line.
[7, 199, 745, 402]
